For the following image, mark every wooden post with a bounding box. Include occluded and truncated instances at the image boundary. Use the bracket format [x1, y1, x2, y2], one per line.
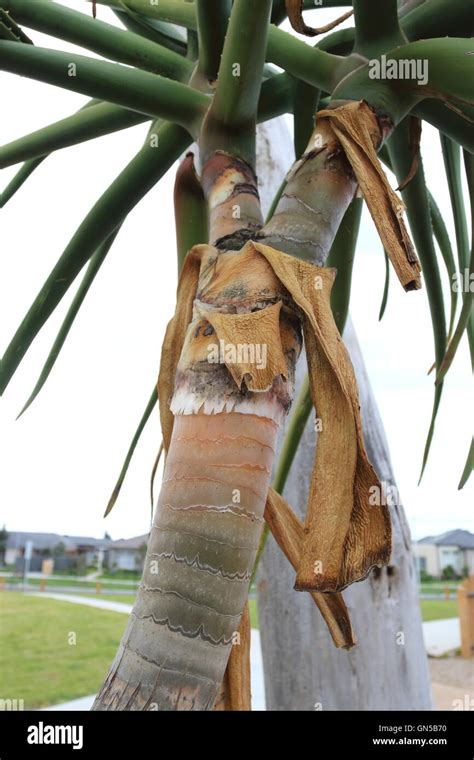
[444, 586, 451, 601]
[458, 575, 474, 659]
[0, 577, 5, 591]
[96, 581, 101, 595]
[39, 578, 46, 592]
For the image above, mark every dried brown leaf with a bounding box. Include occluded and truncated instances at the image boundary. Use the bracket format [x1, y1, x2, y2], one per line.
[286, 0, 353, 37]
[265, 488, 356, 649]
[213, 603, 251, 711]
[318, 101, 421, 291]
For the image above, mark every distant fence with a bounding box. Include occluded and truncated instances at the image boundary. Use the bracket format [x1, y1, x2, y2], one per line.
[458, 575, 474, 659]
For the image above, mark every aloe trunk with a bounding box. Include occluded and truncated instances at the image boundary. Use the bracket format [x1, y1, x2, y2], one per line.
[93, 113, 360, 709]
[2, 0, 471, 717]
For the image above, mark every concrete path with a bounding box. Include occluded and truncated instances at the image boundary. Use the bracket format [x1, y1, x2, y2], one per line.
[27, 592, 133, 614]
[36, 592, 266, 711]
[422, 618, 461, 657]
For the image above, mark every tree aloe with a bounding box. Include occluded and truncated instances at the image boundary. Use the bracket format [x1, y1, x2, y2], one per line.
[0, 0, 472, 710]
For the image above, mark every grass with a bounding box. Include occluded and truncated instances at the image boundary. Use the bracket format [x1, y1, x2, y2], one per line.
[419, 580, 461, 595]
[1, 591, 260, 708]
[419, 599, 459, 622]
[0, 592, 127, 709]
[6, 576, 139, 591]
[0, 591, 458, 708]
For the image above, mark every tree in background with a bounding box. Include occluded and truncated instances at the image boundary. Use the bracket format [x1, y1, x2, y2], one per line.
[0, 525, 8, 566]
[0, 0, 472, 710]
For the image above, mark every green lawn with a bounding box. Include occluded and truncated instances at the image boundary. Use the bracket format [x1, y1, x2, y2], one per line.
[419, 599, 458, 622]
[0, 593, 127, 709]
[6, 576, 138, 592]
[0, 591, 459, 709]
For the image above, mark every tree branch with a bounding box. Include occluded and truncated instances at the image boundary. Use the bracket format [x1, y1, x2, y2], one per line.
[196, 0, 231, 83]
[2, 0, 192, 81]
[0, 41, 207, 135]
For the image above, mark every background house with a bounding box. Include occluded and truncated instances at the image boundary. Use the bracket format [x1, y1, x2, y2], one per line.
[413, 529, 474, 579]
[107, 534, 149, 572]
[4, 531, 110, 573]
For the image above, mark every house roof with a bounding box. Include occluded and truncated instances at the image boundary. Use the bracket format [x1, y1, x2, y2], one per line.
[108, 534, 149, 550]
[6, 531, 110, 551]
[418, 529, 474, 550]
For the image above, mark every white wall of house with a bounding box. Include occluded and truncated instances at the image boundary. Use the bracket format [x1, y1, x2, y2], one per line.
[413, 543, 439, 576]
[108, 549, 138, 571]
[413, 543, 474, 577]
[5, 547, 19, 565]
[462, 548, 474, 574]
[438, 544, 463, 574]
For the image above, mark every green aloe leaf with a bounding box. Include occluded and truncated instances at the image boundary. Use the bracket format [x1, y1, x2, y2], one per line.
[436, 148, 474, 384]
[17, 226, 122, 418]
[0, 6, 32, 43]
[0, 122, 191, 395]
[387, 120, 447, 481]
[0, 156, 44, 207]
[441, 134, 470, 271]
[458, 438, 473, 489]
[379, 250, 390, 321]
[428, 192, 459, 342]
[0, 101, 148, 169]
[104, 386, 158, 517]
[326, 197, 363, 333]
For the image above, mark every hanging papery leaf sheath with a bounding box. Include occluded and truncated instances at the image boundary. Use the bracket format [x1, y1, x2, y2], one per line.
[264, 488, 356, 649]
[158, 241, 391, 593]
[212, 603, 251, 711]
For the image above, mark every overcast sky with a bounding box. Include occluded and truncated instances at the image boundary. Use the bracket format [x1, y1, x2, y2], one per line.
[0, 2, 472, 544]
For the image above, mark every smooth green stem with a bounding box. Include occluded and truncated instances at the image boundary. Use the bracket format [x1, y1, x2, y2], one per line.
[174, 153, 208, 271]
[292, 79, 319, 158]
[0, 72, 293, 170]
[326, 196, 363, 331]
[0, 41, 207, 135]
[0, 102, 149, 169]
[267, 25, 344, 93]
[196, 0, 231, 82]
[201, 0, 272, 166]
[335, 38, 474, 126]
[89, 0, 197, 28]
[402, 0, 474, 40]
[258, 72, 294, 122]
[353, 0, 405, 57]
[2, 0, 192, 81]
[414, 100, 474, 155]
[272, 375, 313, 495]
[112, 8, 187, 55]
